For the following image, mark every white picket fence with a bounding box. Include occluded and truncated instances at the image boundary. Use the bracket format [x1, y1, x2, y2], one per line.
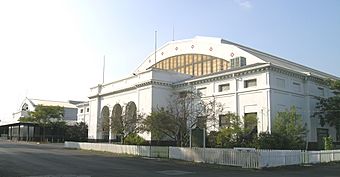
[258, 149, 302, 167]
[64, 142, 340, 169]
[65, 141, 151, 157]
[169, 147, 259, 168]
[257, 149, 340, 167]
[303, 150, 340, 163]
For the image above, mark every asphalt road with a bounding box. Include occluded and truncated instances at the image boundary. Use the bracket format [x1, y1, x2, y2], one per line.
[1, 141, 340, 177]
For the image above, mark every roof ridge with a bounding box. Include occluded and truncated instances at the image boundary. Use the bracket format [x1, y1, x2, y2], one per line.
[222, 39, 339, 79]
[29, 98, 69, 103]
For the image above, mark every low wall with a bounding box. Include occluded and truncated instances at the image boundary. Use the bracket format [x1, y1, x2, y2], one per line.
[64, 141, 168, 158]
[64, 142, 340, 169]
[169, 147, 259, 168]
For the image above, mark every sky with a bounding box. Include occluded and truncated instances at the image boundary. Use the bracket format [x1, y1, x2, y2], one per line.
[0, 0, 339, 123]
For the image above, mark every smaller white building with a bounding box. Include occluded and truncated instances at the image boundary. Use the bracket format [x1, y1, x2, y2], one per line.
[76, 102, 90, 125]
[12, 98, 80, 125]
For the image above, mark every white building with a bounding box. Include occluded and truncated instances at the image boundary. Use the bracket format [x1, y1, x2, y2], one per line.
[76, 102, 90, 125]
[88, 36, 339, 148]
[12, 98, 80, 125]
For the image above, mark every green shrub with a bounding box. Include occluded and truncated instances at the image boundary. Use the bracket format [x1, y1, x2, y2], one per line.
[256, 131, 305, 150]
[324, 136, 333, 150]
[257, 132, 287, 149]
[124, 133, 146, 145]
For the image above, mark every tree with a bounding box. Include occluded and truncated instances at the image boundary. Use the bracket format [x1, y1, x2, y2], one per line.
[19, 105, 65, 142]
[211, 112, 258, 148]
[141, 108, 176, 143]
[215, 112, 243, 148]
[257, 132, 288, 149]
[314, 79, 340, 140]
[141, 90, 223, 146]
[65, 122, 88, 142]
[109, 102, 143, 143]
[46, 121, 67, 142]
[258, 106, 307, 149]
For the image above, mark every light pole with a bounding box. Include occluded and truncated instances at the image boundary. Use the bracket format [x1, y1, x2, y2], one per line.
[203, 127, 206, 148]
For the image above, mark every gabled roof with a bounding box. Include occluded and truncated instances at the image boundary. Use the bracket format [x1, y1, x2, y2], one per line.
[222, 39, 339, 80]
[28, 98, 78, 109]
[136, 36, 338, 80]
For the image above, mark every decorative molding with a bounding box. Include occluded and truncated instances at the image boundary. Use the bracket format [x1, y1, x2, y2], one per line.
[89, 80, 173, 99]
[269, 65, 327, 85]
[90, 64, 329, 98]
[174, 66, 270, 87]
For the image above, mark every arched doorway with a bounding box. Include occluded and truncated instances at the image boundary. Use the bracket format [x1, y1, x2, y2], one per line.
[125, 101, 137, 134]
[100, 106, 110, 140]
[111, 104, 123, 141]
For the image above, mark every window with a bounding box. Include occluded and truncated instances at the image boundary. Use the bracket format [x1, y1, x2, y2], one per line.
[80, 109, 84, 113]
[230, 57, 246, 68]
[244, 113, 257, 128]
[197, 87, 207, 97]
[21, 103, 29, 111]
[244, 79, 257, 88]
[318, 87, 324, 96]
[230, 59, 235, 69]
[152, 54, 229, 76]
[179, 91, 188, 98]
[218, 83, 230, 92]
[219, 114, 231, 128]
[276, 78, 285, 88]
[86, 108, 90, 112]
[292, 82, 301, 92]
[240, 57, 246, 66]
[244, 113, 258, 135]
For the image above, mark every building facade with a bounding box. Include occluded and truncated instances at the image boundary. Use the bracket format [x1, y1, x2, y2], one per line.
[88, 36, 339, 147]
[76, 102, 90, 125]
[12, 98, 80, 125]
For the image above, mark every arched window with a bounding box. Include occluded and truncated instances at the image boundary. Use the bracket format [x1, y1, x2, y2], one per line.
[111, 104, 123, 135]
[152, 54, 229, 76]
[125, 101, 137, 134]
[100, 106, 110, 140]
[22, 103, 29, 111]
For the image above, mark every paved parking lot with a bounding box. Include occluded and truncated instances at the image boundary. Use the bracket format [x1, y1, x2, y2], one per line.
[0, 141, 340, 177]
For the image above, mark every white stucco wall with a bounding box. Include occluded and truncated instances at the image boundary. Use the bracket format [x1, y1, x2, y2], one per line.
[269, 70, 337, 142]
[188, 71, 270, 133]
[86, 36, 338, 145]
[87, 69, 186, 140]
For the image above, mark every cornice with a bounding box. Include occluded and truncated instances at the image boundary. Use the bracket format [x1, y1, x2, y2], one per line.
[89, 80, 172, 99]
[269, 65, 326, 85]
[174, 66, 270, 88]
[89, 64, 329, 99]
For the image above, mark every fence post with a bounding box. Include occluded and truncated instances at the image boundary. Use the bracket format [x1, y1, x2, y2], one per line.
[319, 151, 321, 163]
[284, 152, 286, 166]
[203, 147, 206, 163]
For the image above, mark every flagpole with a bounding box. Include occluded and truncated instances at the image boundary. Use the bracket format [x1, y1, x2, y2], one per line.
[172, 25, 175, 41]
[102, 55, 105, 84]
[154, 31, 157, 65]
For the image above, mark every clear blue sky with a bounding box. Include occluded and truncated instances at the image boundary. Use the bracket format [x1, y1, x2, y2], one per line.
[0, 0, 339, 121]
